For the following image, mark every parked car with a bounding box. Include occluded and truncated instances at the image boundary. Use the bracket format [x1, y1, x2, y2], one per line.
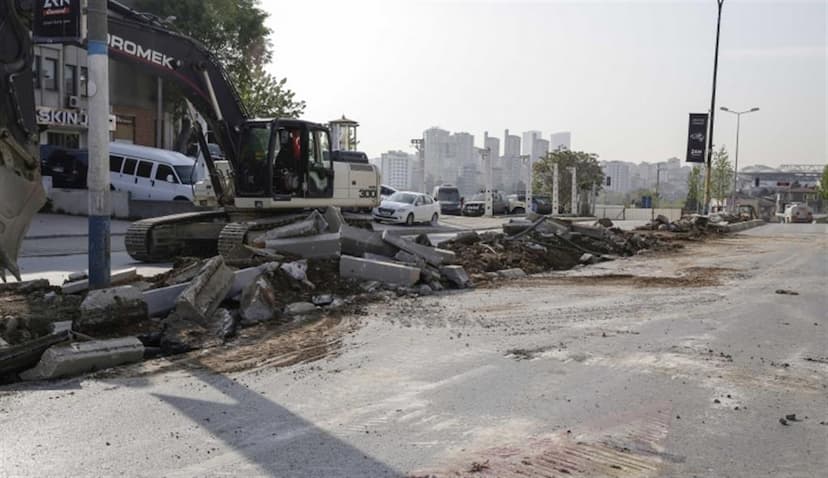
[432, 184, 462, 215]
[780, 203, 814, 223]
[109, 142, 198, 201]
[462, 191, 508, 216]
[40, 145, 88, 189]
[373, 191, 440, 225]
[506, 193, 553, 214]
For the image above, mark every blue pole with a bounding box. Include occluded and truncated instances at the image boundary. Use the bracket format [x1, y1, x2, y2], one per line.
[87, 0, 111, 288]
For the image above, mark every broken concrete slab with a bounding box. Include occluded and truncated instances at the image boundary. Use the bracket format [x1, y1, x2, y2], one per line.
[453, 231, 481, 245]
[497, 268, 527, 279]
[570, 223, 608, 240]
[62, 268, 138, 295]
[0, 331, 71, 377]
[51, 321, 72, 334]
[142, 262, 280, 317]
[20, 337, 144, 381]
[340, 255, 420, 287]
[439, 265, 471, 288]
[0, 279, 50, 294]
[393, 250, 425, 267]
[263, 233, 341, 259]
[284, 302, 317, 316]
[579, 253, 601, 265]
[312, 294, 334, 306]
[258, 210, 329, 242]
[381, 230, 444, 267]
[340, 225, 399, 258]
[324, 206, 345, 233]
[596, 218, 614, 228]
[16, 336, 130, 378]
[175, 256, 234, 325]
[239, 275, 279, 325]
[76, 285, 147, 334]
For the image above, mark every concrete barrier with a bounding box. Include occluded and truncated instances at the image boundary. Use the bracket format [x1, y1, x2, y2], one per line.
[50, 189, 130, 218]
[719, 219, 766, 233]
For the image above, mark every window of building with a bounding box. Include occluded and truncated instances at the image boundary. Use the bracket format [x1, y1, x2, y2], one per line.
[109, 155, 124, 173]
[155, 164, 178, 183]
[42, 58, 57, 90]
[136, 161, 153, 178]
[114, 115, 136, 144]
[46, 132, 79, 149]
[32, 55, 40, 88]
[123, 158, 137, 175]
[64, 65, 76, 96]
[80, 67, 88, 96]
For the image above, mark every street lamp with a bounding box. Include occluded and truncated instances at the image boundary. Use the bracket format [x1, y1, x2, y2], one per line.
[720, 106, 760, 213]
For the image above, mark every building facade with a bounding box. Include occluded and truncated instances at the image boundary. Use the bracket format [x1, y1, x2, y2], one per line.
[380, 151, 415, 191]
[32, 43, 176, 151]
[550, 131, 571, 151]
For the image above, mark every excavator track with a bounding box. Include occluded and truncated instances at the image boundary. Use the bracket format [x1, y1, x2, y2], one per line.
[217, 222, 251, 257]
[125, 210, 228, 262]
[216, 212, 309, 257]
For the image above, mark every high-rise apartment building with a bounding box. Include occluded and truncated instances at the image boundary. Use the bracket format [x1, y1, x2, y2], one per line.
[380, 151, 414, 191]
[550, 132, 571, 151]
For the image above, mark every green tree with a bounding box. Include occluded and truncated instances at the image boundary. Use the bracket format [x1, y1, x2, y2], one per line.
[819, 165, 828, 200]
[710, 146, 733, 206]
[685, 165, 704, 212]
[533, 150, 604, 213]
[132, 0, 305, 118]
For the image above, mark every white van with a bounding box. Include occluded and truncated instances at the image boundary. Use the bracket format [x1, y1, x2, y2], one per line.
[109, 142, 198, 201]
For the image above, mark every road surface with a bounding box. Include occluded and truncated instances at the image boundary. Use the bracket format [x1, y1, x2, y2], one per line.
[1, 224, 825, 477]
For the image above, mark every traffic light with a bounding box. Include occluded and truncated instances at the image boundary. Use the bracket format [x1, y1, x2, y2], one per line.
[606, 176, 612, 186]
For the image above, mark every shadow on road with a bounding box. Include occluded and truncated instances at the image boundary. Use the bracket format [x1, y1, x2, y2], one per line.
[152, 370, 402, 477]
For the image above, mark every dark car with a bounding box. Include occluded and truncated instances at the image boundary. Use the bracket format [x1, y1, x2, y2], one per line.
[533, 195, 553, 214]
[432, 185, 462, 215]
[462, 191, 507, 216]
[40, 145, 89, 189]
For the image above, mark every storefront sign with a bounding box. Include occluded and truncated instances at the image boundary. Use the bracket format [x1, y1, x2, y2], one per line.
[33, 0, 84, 44]
[686, 113, 708, 163]
[36, 106, 116, 131]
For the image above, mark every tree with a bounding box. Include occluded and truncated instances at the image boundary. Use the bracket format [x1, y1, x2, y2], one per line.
[533, 150, 604, 213]
[685, 165, 704, 212]
[238, 64, 306, 118]
[820, 165, 828, 200]
[132, 0, 305, 118]
[710, 146, 733, 206]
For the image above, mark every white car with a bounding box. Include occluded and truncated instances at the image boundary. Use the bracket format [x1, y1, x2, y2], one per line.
[373, 191, 440, 225]
[109, 142, 197, 201]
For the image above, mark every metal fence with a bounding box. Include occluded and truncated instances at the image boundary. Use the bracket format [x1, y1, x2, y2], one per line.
[593, 205, 683, 222]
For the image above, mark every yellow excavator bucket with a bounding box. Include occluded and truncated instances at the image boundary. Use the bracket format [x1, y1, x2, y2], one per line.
[1, 0, 47, 281]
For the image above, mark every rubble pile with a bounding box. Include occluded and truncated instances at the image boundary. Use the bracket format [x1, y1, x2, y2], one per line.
[0, 207, 475, 383]
[635, 212, 752, 235]
[443, 215, 677, 278]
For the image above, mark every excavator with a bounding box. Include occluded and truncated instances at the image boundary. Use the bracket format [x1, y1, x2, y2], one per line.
[0, 0, 380, 279]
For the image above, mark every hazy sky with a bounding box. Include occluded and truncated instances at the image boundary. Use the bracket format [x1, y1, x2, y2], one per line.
[263, 0, 826, 168]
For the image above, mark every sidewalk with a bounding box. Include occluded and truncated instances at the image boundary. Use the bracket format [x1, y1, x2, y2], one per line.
[25, 213, 131, 239]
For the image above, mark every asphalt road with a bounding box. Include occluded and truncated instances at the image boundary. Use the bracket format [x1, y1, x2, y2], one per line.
[2, 224, 825, 477]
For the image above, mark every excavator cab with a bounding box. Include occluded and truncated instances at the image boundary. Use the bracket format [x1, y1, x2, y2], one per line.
[235, 120, 334, 203]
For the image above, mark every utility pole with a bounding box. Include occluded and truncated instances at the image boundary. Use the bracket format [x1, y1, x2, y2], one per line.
[552, 163, 559, 215]
[482, 145, 493, 217]
[526, 155, 533, 214]
[702, 0, 725, 215]
[568, 166, 577, 215]
[721, 106, 760, 213]
[87, 0, 111, 288]
[655, 164, 663, 216]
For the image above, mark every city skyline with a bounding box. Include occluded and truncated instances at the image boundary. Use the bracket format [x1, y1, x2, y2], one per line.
[267, 0, 826, 168]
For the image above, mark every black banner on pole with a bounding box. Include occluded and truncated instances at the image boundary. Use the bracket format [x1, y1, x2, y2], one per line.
[33, 0, 83, 44]
[686, 113, 708, 163]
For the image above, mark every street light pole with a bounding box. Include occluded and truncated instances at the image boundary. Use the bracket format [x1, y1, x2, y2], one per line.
[703, 0, 725, 215]
[720, 106, 760, 213]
